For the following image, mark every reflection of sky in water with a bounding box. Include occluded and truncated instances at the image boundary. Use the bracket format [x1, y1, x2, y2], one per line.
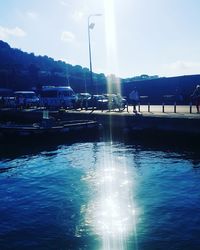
[75, 141, 200, 250]
[81, 144, 138, 250]
[1, 140, 200, 250]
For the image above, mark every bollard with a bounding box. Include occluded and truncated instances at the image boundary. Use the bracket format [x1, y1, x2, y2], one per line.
[138, 102, 140, 112]
[43, 110, 49, 119]
[101, 102, 103, 112]
[189, 102, 192, 113]
[174, 102, 176, 113]
[85, 100, 88, 110]
[162, 103, 165, 113]
[81, 101, 83, 110]
[148, 102, 150, 112]
[127, 103, 129, 112]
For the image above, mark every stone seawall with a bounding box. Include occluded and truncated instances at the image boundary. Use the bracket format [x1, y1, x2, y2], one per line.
[0, 109, 200, 137]
[62, 111, 200, 136]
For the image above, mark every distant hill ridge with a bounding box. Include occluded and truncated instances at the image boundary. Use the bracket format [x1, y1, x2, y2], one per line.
[0, 40, 200, 103]
[0, 40, 106, 92]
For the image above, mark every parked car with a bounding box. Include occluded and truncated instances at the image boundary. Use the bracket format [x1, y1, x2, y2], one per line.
[84, 95, 108, 110]
[103, 94, 127, 110]
[115, 94, 127, 110]
[75, 92, 91, 109]
[0, 88, 15, 108]
[14, 91, 40, 108]
[2, 96, 16, 108]
[83, 94, 127, 111]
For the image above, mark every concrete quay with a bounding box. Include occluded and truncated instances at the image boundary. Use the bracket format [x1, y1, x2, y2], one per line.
[64, 108, 200, 136]
[0, 106, 200, 137]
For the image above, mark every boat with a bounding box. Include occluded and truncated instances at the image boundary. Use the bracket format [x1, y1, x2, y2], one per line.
[0, 119, 100, 138]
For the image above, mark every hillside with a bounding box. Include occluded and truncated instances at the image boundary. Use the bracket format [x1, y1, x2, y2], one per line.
[0, 40, 106, 92]
[0, 40, 199, 104]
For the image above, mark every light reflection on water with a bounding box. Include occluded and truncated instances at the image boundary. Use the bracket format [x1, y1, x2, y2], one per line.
[80, 143, 138, 250]
[0, 139, 200, 250]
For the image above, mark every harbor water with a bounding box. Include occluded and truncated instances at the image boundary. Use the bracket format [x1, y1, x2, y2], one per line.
[0, 136, 200, 250]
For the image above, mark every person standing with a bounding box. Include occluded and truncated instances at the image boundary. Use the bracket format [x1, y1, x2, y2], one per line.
[129, 87, 139, 113]
[191, 85, 200, 113]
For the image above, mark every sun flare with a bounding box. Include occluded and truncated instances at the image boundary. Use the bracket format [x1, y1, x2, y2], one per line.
[104, 0, 121, 94]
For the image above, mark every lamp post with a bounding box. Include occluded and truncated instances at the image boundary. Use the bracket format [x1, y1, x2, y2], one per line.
[88, 14, 102, 94]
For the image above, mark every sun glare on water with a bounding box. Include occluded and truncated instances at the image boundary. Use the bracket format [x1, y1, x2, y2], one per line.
[80, 145, 138, 250]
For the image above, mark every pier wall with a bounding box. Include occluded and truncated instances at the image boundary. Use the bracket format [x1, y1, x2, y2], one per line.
[0, 109, 200, 137]
[62, 111, 200, 136]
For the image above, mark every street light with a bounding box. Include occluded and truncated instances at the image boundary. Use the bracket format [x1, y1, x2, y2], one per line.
[88, 14, 102, 94]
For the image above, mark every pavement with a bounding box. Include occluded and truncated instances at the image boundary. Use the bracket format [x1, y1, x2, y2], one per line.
[72, 105, 200, 119]
[1, 105, 200, 120]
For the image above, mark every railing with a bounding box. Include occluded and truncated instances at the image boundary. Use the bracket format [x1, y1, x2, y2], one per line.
[125, 95, 197, 114]
[161, 95, 193, 113]
[126, 103, 196, 114]
[138, 96, 149, 112]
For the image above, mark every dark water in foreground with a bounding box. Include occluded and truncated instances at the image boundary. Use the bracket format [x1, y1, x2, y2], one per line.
[0, 137, 200, 250]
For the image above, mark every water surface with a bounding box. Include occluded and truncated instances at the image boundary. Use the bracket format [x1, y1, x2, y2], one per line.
[0, 138, 200, 250]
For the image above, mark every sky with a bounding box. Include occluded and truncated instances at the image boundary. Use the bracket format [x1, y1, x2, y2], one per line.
[0, 0, 200, 78]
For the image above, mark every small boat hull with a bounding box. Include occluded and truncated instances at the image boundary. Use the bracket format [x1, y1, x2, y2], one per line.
[0, 120, 100, 139]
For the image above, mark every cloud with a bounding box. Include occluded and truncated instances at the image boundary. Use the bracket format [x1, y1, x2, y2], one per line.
[161, 60, 200, 76]
[72, 10, 85, 21]
[61, 31, 75, 42]
[0, 26, 26, 40]
[16, 9, 38, 21]
[60, 0, 71, 7]
[26, 11, 38, 20]
[59, 0, 87, 21]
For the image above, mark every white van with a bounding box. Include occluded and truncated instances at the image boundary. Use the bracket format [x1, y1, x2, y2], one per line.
[14, 91, 40, 107]
[40, 86, 77, 108]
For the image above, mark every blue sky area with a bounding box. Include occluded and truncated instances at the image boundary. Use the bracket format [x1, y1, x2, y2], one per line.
[0, 0, 200, 78]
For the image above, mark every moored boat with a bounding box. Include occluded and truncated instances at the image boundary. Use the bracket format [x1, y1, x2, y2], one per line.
[0, 119, 100, 138]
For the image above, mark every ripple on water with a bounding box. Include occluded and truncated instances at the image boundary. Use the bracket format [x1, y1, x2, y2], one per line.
[0, 141, 200, 250]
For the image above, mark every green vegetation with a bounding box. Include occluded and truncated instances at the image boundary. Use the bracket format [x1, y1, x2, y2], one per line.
[0, 40, 200, 104]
